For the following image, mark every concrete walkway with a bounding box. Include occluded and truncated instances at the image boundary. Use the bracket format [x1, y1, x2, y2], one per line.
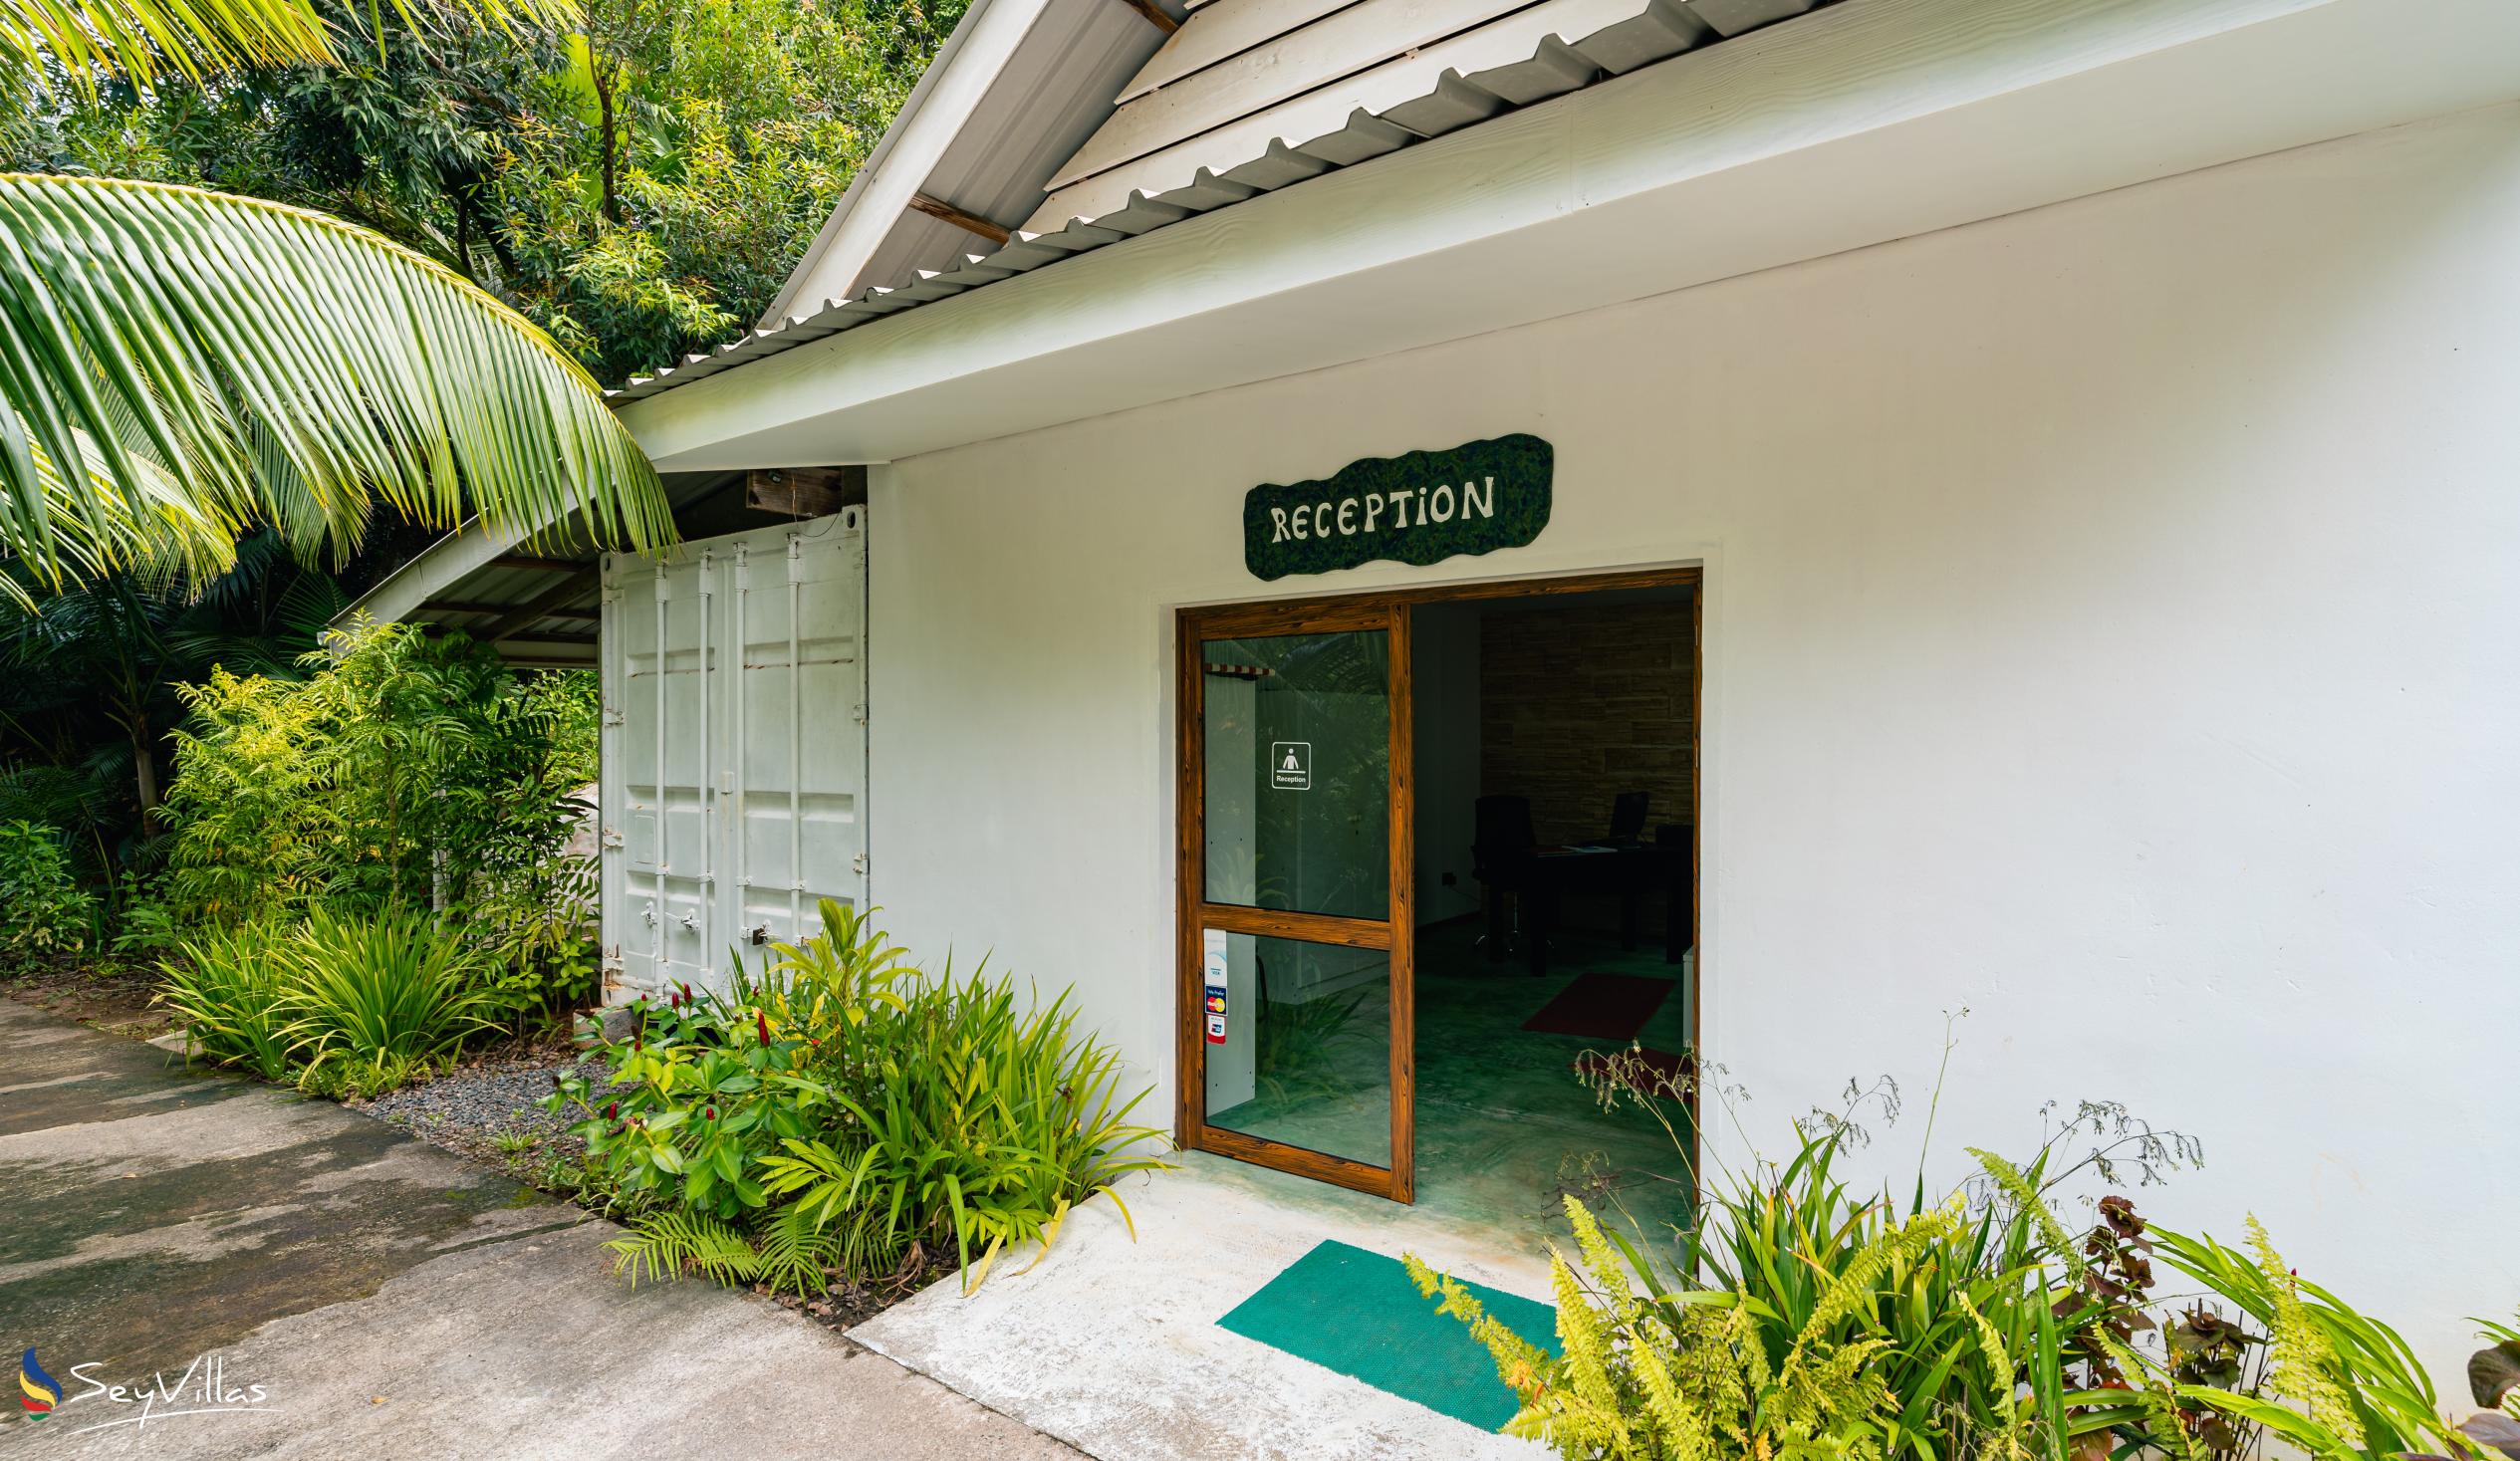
[0, 999, 1079, 1460]
[855, 1152, 1558, 1461]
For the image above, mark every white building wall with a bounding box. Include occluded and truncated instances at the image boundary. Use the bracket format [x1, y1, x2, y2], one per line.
[868, 101, 2520, 1379]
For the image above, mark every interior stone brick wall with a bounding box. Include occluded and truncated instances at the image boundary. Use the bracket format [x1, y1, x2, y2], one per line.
[1481, 598, 1695, 848]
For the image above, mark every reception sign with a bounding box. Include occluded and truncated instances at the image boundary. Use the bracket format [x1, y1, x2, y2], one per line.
[1242, 434, 1552, 581]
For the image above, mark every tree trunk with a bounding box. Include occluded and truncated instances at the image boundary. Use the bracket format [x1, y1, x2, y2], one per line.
[131, 713, 160, 837]
[595, 63, 622, 225]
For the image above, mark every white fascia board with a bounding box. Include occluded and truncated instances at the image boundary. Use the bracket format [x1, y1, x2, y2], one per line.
[341, 521, 531, 627]
[623, 0, 2520, 472]
[761, 0, 1047, 325]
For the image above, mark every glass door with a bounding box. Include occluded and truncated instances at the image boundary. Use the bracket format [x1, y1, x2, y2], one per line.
[1177, 599, 1413, 1200]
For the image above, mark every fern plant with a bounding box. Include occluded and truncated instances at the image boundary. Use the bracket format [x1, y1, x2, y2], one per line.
[2150, 1219, 2473, 1459]
[1411, 1192, 1976, 1458]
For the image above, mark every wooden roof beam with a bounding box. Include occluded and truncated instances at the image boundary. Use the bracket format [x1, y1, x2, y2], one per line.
[423, 598, 602, 623]
[1107, 0, 1177, 34]
[907, 192, 1014, 247]
[478, 570, 601, 643]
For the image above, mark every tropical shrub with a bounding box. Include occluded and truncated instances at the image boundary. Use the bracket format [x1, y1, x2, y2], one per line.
[107, 870, 188, 959]
[1412, 1081, 2499, 1461]
[552, 901, 1170, 1297]
[0, 820, 98, 961]
[157, 906, 519, 1096]
[161, 619, 602, 1026]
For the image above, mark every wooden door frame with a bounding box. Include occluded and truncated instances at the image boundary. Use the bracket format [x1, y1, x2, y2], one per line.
[1176, 596, 1412, 1200]
[1174, 563, 1703, 1205]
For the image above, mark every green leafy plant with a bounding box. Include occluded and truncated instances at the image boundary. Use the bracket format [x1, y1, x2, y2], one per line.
[107, 870, 187, 958]
[1411, 1112, 2169, 1461]
[0, 170, 667, 593]
[759, 961, 1168, 1292]
[161, 621, 607, 1033]
[285, 904, 516, 1096]
[1415, 1042, 2501, 1461]
[553, 902, 1169, 1299]
[159, 919, 300, 1080]
[157, 904, 516, 1096]
[0, 819, 98, 962]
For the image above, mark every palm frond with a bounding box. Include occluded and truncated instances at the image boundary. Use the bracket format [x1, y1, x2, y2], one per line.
[0, 172, 671, 590]
[2, 0, 580, 93]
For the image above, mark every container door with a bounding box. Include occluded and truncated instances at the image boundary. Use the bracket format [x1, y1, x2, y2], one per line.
[723, 509, 870, 956]
[602, 509, 869, 1001]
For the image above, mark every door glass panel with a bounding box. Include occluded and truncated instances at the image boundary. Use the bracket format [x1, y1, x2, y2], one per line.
[1201, 630, 1389, 920]
[1201, 930, 1390, 1169]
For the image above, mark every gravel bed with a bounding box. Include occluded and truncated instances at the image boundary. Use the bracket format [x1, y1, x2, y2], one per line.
[355, 1049, 622, 1170]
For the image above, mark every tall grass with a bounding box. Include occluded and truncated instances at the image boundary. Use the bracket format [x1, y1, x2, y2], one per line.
[762, 960, 1167, 1289]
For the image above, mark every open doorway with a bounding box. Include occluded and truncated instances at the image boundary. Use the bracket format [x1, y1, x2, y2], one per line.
[1175, 570, 1698, 1233]
[1408, 583, 1695, 1233]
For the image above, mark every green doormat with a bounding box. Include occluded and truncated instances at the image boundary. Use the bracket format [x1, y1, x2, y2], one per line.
[1216, 1240, 1559, 1431]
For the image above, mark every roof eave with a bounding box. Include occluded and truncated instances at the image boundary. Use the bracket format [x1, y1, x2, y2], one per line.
[622, 0, 2520, 472]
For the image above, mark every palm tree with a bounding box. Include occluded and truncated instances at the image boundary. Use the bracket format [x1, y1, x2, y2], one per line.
[1, 0, 671, 591]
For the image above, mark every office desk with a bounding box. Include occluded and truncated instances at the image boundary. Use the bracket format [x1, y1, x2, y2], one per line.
[1500, 838, 1691, 977]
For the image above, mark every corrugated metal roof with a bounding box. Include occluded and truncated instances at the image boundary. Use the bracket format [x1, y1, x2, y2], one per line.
[846, 0, 1162, 304]
[354, 471, 747, 664]
[761, 0, 1176, 326]
[612, 0, 1826, 404]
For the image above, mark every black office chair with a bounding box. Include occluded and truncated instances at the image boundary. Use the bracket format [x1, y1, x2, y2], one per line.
[1655, 822, 1693, 965]
[1471, 795, 1539, 965]
[1608, 791, 1650, 843]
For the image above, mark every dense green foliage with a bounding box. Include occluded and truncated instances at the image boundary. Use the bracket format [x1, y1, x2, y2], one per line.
[1411, 1079, 2505, 1461]
[551, 901, 1169, 1297]
[0, 819, 98, 958]
[0, 538, 352, 891]
[148, 616, 602, 1029]
[159, 906, 518, 1095]
[5, 0, 964, 385]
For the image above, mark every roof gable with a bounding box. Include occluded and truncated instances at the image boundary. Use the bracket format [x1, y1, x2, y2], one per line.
[630, 0, 1823, 404]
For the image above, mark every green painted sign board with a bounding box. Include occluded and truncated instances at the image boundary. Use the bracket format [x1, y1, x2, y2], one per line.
[1243, 434, 1552, 582]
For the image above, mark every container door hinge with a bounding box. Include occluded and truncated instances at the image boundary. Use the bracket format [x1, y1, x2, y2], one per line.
[601, 827, 625, 850]
[852, 702, 870, 726]
[852, 852, 870, 876]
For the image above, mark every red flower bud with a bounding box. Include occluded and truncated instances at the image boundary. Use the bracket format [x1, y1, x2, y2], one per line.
[603, 1100, 619, 1118]
[756, 1011, 772, 1046]
[704, 1105, 718, 1121]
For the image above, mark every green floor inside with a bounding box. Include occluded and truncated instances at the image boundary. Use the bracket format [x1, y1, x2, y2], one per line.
[1210, 919, 1696, 1249]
